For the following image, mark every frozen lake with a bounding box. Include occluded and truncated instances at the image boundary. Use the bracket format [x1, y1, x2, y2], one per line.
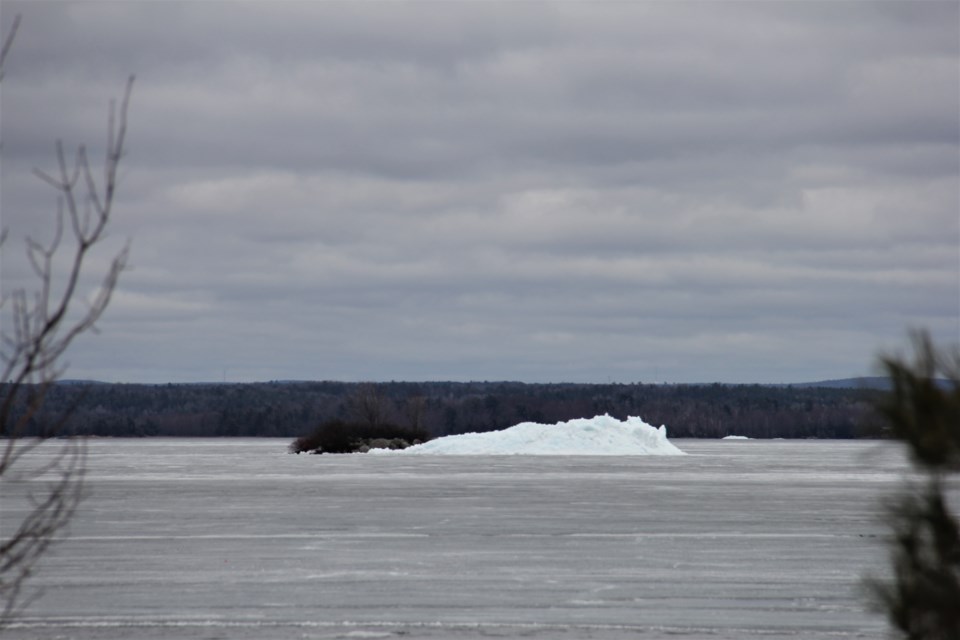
[2, 438, 914, 639]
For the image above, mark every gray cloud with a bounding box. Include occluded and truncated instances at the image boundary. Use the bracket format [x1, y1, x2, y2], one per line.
[2, 1, 957, 384]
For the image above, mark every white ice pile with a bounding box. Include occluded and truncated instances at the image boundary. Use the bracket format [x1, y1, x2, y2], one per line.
[372, 414, 685, 455]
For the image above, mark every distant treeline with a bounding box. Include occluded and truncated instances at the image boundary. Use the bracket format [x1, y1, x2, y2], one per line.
[4, 380, 885, 439]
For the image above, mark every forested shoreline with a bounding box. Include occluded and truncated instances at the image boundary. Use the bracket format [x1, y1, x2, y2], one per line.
[5, 380, 884, 440]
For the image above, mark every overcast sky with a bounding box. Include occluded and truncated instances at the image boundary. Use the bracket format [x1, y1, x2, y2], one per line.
[1, 1, 958, 385]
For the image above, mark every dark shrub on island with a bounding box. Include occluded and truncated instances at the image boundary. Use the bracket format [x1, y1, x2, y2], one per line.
[290, 420, 430, 454]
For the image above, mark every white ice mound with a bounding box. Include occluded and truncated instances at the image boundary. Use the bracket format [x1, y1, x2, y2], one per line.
[374, 414, 685, 456]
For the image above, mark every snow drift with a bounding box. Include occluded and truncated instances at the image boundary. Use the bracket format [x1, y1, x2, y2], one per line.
[370, 414, 685, 456]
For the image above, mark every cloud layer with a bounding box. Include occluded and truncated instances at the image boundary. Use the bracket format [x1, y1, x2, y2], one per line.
[2, 2, 958, 383]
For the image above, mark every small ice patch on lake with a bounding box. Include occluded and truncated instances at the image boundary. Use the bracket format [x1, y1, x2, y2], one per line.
[370, 414, 685, 455]
[722, 435, 751, 440]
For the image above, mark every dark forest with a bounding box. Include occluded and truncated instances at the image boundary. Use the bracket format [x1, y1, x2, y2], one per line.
[6, 380, 884, 440]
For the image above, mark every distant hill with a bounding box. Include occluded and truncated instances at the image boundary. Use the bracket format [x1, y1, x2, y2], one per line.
[794, 377, 952, 391]
[793, 377, 892, 390]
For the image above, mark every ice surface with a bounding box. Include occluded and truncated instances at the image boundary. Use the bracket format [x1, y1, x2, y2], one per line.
[722, 435, 751, 440]
[0, 438, 914, 639]
[372, 414, 685, 455]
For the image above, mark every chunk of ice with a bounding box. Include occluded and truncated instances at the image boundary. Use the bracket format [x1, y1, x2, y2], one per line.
[371, 414, 685, 455]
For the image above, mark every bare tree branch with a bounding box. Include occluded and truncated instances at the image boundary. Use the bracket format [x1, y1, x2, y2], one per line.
[0, 17, 134, 625]
[0, 14, 20, 83]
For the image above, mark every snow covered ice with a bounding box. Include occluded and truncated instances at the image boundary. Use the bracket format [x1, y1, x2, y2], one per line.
[372, 414, 685, 455]
[1, 438, 909, 639]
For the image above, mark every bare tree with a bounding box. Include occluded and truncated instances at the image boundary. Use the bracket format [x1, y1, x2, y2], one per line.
[347, 383, 391, 429]
[404, 394, 427, 431]
[0, 16, 134, 625]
